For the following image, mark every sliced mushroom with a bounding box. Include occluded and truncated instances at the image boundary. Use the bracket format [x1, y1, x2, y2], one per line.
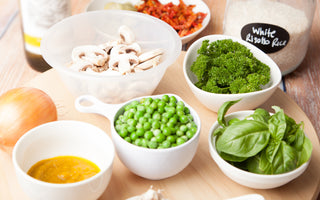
[118, 25, 135, 44]
[68, 60, 94, 72]
[123, 42, 141, 55]
[109, 53, 139, 75]
[139, 48, 164, 63]
[72, 45, 108, 66]
[136, 55, 161, 70]
[98, 39, 122, 55]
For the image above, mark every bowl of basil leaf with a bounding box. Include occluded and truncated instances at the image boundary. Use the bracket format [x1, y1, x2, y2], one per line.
[208, 100, 312, 189]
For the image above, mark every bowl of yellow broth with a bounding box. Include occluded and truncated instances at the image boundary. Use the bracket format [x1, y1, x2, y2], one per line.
[12, 120, 115, 200]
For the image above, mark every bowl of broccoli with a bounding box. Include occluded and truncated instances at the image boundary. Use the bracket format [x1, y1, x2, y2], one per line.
[183, 34, 282, 113]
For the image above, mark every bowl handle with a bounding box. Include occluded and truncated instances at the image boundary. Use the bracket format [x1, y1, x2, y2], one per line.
[74, 95, 121, 120]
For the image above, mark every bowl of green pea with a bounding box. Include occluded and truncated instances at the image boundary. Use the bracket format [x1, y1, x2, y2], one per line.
[75, 93, 201, 180]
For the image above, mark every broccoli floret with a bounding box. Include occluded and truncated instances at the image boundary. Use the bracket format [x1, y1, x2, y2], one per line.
[190, 39, 270, 94]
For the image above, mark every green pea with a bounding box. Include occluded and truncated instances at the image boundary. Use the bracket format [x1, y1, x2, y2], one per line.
[158, 100, 166, 108]
[162, 112, 173, 119]
[136, 128, 145, 137]
[161, 116, 169, 123]
[162, 140, 171, 148]
[137, 105, 146, 113]
[176, 130, 184, 136]
[143, 121, 152, 130]
[157, 106, 165, 114]
[155, 133, 165, 143]
[127, 118, 137, 127]
[168, 117, 177, 125]
[146, 106, 154, 114]
[179, 115, 189, 124]
[152, 121, 160, 129]
[169, 95, 177, 102]
[186, 130, 195, 139]
[150, 102, 158, 110]
[176, 109, 184, 116]
[124, 136, 131, 143]
[184, 107, 190, 114]
[135, 110, 144, 119]
[177, 137, 186, 145]
[130, 132, 138, 141]
[127, 125, 136, 133]
[119, 128, 128, 138]
[153, 129, 161, 136]
[152, 112, 161, 121]
[162, 95, 169, 102]
[141, 138, 148, 147]
[143, 97, 153, 106]
[168, 101, 176, 107]
[144, 131, 153, 140]
[148, 140, 158, 149]
[130, 100, 139, 107]
[179, 125, 188, 132]
[162, 126, 172, 136]
[134, 138, 142, 146]
[139, 116, 148, 124]
[190, 126, 197, 134]
[166, 135, 176, 143]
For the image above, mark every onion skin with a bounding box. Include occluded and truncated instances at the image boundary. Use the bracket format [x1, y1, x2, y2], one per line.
[0, 87, 57, 148]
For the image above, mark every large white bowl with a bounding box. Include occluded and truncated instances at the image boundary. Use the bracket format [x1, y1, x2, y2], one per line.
[12, 120, 115, 200]
[86, 0, 211, 44]
[208, 111, 310, 189]
[41, 10, 181, 104]
[75, 93, 201, 180]
[183, 34, 282, 113]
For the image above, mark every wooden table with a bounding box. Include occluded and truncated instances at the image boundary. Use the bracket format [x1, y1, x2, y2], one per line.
[0, 0, 320, 199]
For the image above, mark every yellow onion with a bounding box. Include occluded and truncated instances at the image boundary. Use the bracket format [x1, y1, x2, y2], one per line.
[0, 87, 57, 149]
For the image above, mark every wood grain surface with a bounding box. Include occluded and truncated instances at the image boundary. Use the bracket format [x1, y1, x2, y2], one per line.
[0, 0, 320, 199]
[0, 52, 318, 200]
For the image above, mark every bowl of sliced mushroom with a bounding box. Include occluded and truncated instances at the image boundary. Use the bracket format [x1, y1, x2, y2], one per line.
[41, 10, 181, 103]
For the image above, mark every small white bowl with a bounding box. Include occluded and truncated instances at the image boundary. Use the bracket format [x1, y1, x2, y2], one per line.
[75, 93, 201, 180]
[85, 0, 211, 44]
[12, 120, 115, 200]
[183, 34, 282, 113]
[208, 111, 310, 189]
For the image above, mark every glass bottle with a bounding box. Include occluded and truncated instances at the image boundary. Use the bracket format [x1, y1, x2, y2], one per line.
[223, 0, 316, 75]
[19, 0, 71, 72]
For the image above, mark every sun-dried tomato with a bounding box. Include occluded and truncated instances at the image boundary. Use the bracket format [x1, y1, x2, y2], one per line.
[135, 0, 207, 37]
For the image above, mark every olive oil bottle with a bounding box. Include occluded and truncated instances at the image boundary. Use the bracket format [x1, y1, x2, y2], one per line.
[19, 0, 71, 72]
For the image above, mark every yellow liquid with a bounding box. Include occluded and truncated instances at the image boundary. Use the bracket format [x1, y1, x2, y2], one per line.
[27, 155, 100, 184]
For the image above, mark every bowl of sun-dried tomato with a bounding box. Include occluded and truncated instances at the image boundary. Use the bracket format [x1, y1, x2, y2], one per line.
[86, 0, 211, 44]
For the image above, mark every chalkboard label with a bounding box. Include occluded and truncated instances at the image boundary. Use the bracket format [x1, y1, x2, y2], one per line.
[241, 23, 290, 54]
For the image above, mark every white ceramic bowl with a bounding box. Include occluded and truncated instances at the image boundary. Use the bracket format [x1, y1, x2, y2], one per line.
[75, 93, 201, 180]
[12, 120, 115, 200]
[208, 111, 310, 189]
[41, 10, 181, 104]
[86, 0, 211, 44]
[183, 34, 282, 113]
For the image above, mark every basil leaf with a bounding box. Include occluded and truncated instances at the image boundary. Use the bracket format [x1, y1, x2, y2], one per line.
[296, 136, 312, 166]
[216, 120, 270, 157]
[246, 153, 272, 174]
[217, 99, 241, 128]
[218, 151, 248, 162]
[269, 106, 286, 141]
[271, 141, 297, 174]
[265, 138, 281, 163]
[292, 127, 305, 151]
[249, 108, 270, 124]
[213, 127, 225, 137]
